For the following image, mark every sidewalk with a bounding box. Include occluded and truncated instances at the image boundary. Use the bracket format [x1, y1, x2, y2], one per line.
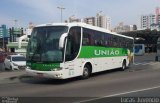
[134, 53, 156, 63]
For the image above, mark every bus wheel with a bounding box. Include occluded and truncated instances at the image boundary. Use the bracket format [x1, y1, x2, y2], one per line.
[81, 65, 91, 79]
[121, 60, 127, 71]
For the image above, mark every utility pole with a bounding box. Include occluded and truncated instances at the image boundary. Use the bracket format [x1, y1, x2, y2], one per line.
[57, 6, 65, 22]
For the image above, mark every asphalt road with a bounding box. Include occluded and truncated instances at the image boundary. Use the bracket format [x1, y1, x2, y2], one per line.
[0, 53, 160, 103]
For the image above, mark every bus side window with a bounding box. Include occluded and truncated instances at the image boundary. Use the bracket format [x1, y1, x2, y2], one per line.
[82, 28, 93, 46]
[82, 38, 89, 45]
[82, 33, 90, 45]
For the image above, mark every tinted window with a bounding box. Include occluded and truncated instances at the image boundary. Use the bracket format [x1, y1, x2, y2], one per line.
[82, 28, 94, 45]
[26, 26, 68, 62]
[93, 31, 104, 46]
[12, 56, 26, 61]
[82, 28, 133, 49]
[65, 27, 81, 61]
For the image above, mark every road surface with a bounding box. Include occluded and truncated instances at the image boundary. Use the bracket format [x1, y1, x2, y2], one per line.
[0, 53, 159, 103]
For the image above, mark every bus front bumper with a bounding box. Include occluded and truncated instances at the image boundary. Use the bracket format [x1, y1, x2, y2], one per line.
[26, 67, 64, 79]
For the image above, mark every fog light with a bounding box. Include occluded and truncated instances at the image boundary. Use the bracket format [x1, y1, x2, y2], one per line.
[26, 66, 31, 69]
[51, 68, 62, 71]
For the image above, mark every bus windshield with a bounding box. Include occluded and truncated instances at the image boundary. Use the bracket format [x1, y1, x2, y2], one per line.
[26, 26, 68, 63]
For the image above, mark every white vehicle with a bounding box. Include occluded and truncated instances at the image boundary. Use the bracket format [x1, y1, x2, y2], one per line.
[134, 44, 145, 56]
[26, 23, 134, 79]
[4, 55, 26, 70]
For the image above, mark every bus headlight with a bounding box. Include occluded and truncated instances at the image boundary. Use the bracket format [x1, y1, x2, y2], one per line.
[51, 68, 62, 71]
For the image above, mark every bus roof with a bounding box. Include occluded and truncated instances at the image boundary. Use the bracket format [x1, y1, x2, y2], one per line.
[36, 22, 134, 40]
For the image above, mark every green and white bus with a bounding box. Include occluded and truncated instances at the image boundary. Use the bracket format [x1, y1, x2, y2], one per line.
[26, 23, 134, 79]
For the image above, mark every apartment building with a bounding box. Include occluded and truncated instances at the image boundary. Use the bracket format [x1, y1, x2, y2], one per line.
[141, 7, 160, 31]
[67, 12, 111, 30]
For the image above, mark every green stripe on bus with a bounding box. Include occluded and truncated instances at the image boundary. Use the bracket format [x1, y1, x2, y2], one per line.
[79, 46, 128, 58]
[27, 62, 60, 71]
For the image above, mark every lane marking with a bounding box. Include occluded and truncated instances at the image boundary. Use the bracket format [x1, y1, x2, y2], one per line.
[133, 62, 155, 66]
[75, 85, 160, 103]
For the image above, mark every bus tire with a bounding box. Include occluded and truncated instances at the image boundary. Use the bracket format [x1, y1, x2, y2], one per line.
[81, 65, 91, 79]
[121, 60, 127, 71]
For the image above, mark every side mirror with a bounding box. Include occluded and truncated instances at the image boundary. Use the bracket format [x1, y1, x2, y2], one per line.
[59, 33, 68, 49]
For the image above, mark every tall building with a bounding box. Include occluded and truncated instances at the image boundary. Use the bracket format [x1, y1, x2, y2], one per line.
[68, 15, 81, 23]
[113, 22, 136, 33]
[67, 12, 112, 30]
[0, 27, 2, 38]
[106, 17, 111, 30]
[156, 7, 160, 15]
[140, 7, 160, 31]
[141, 14, 156, 29]
[96, 12, 111, 30]
[84, 17, 97, 26]
[0, 25, 9, 38]
[156, 7, 160, 24]
[149, 7, 160, 31]
[0, 25, 9, 49]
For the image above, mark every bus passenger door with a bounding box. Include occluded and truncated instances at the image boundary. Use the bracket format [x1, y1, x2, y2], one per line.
[64, 26, 81, 77]
[64, 38, 75, 77]
[64, 36, 81, 77]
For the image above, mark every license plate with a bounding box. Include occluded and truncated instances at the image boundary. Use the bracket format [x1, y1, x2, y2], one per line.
[37, 73, 43, 77]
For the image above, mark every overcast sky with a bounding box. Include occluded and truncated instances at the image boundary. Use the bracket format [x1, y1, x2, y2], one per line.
[0, 0, 160, 28]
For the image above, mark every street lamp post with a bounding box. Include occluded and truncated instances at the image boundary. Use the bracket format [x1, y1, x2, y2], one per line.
[57, 6, 65, 23]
